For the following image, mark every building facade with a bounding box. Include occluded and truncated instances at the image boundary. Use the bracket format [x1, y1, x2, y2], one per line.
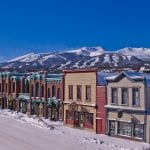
[0, 71, 63, 121]
[46, 75, 63, 121]
[106, 72, 150, 143]
[63, 69, 108, 133]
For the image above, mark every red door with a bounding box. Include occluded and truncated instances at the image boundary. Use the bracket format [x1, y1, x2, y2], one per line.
[74, 112, 79, 126]
[96, 119, 102, 134]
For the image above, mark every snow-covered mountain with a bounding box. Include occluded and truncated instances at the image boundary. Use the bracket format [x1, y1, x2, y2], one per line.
[0, 46, 149, 71]
[64, 46, 104, 57]
[118, 47, 150, 59]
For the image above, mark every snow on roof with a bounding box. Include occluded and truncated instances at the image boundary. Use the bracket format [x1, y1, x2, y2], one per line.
[106, 71, 150, 87]
[97, 72, 118, 86]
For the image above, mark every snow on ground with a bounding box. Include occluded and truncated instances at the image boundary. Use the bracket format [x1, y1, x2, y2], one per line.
[0, 109, 150, 150]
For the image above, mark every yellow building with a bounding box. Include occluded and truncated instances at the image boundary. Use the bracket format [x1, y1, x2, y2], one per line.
[63, 69, 97, 132]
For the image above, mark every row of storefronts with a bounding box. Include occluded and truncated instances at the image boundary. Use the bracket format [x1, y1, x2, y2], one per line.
[0, 72, 63, 121]
[0, 69, 150, 143]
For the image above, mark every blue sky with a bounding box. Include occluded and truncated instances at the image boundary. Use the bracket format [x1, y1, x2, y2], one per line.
[0, 0, 150, 61]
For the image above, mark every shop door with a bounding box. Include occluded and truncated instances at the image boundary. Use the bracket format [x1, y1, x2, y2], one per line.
[96, 119, 102, 134]
[74, 112, 79, 126]
[109, 120, 116, 135]
[51, 107, 56, 120]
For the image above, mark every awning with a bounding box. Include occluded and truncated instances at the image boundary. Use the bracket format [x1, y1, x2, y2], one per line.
[47, 98, 62, 108]
[18, 95, 30, 102]
[32, 99, 47, 104]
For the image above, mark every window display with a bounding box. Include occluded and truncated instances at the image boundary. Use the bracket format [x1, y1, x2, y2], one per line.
[118, 121, 131, 136]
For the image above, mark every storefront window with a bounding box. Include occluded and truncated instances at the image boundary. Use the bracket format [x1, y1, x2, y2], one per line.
[118, 121, 131, 136]
[134, 123, 144, 139]
[109, 120, 115, 135]
[84, 113, 93, 125]
[66, 110, 74, 120]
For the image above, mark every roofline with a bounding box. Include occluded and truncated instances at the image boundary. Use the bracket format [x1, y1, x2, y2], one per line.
[63, 68, 98, 73]
[106, 71, 144, 82]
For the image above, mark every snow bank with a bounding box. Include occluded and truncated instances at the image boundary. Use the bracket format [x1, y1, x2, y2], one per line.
[0, 109, 150, 150]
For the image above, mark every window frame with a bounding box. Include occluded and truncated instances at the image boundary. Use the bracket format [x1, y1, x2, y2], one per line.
[111, 88, 118, 104]
[57, 88, 61, 99]
[132, 88, 140, 107]
[13, 82, 15, 93]
[85, 85, 91, 102]
[41, 84, 44, 97]
[117, 121, 132, 136]
[77, 85, 82, 100]
[47, 88, 50, 98]
[0, 83, 1, 92]
[121, 88, 129, 105]
[68, 85, 73, 100]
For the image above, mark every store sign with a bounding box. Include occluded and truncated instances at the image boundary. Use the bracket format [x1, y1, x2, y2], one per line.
[81, 106, 89, 113]
[68, 102, 78, 111]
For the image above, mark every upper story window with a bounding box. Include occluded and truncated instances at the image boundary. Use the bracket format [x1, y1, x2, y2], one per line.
[122, 88, 128, 105]
[111, 88, 117, 104]
[86, 85, 91, 101]
[48, 88, 50, 98]
[6, 83, 8, 92]
[77, 85, 82, 100]
[41, 84, 44, 97]
[35, 82, 39, 97]
[2, 83, 4, 92]
[13, 82, 15, 93]
[132, 88, 140, 106]
[26, 81, 29, 93]
[69, 85, 73, 100]
[31, 85, 34, 97]
[0, 83, 2, 92]
[52, 85, 56, 97]
[57, 88, 61, 99]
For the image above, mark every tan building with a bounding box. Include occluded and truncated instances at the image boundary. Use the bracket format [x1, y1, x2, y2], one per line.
[106, 71, 150, 143]
[63, 69, 97, 132]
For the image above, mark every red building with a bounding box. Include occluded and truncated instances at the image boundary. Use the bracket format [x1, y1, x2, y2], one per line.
[46, 74, 63, 121]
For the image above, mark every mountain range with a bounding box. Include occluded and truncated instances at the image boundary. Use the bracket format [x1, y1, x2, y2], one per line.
[1, 47, 150, 71]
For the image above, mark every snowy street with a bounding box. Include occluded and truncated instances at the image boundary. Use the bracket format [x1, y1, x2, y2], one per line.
[0, 110, 150, 150]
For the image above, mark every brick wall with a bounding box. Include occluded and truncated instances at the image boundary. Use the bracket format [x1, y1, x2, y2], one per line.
[96, 86, 106, 134]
